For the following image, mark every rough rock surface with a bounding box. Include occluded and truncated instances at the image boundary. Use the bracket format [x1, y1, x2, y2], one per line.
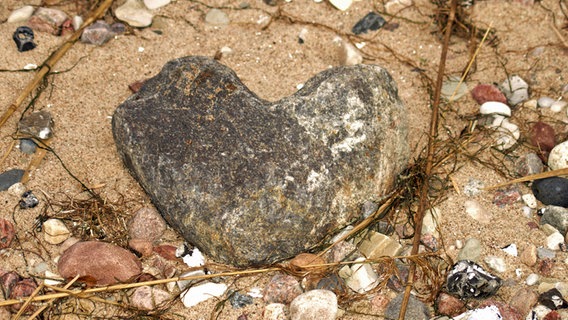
[112, 56, 408, 266]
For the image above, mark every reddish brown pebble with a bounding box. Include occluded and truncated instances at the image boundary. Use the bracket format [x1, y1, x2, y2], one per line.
[436, 292, 466, 317]
[530, 122, 556, 159]
[471, 84, 508, 105]
[544, 311, 562, 320]
[1, 271, 21, 297]
[289, 253, 326, 274]
[263, 273, 303, 304]
[58, 241, 142, 286]
[538, 258, 555, 277]
[129, 80, 147, 93]
[9, 278, 38, 313]
[128, 238, 153, 257]
[128, 207, 166, 242]
[0, 219, 15, 249]
[509, 287, 538, 316]
[153, 244, 178, 261]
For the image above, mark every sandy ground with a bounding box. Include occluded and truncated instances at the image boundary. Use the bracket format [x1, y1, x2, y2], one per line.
[0, 0, 567, 319]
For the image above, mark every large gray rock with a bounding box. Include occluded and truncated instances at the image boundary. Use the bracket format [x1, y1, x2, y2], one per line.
[112, 56, 408, 267]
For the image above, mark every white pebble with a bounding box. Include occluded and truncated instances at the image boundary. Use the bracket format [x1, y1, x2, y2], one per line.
[329, 0, 353, 11]
[526, 273, 539, 285]
[464, 200, 491, 224]
[143, 0, 171, 10]
[484, 256, 506, 273]
[551, 100, 567, 113]
[494, 119, 520, 150]
[522, 194, 538, 209]
[479, 101, 511, 117]
[7, 6, 34, 23]
[115, 0, 154, 27]
[340, 258, 379, 293]
[501, 243, 518, 257]
[290, 290, 337, 320]
[43, 219, 71, 245]
[72, 15, 83, 30]
[500, 75, 529, 106]
[546, 232, 565, 251]
[548, 140, 568, 170]
[23, 64, 38, 70]
[8, 182, 26, 197]
[522, 206, 533, 218]
[181, 282, 227, 308]
[537, 96, 556, 108]
[334, 37, 362, 66]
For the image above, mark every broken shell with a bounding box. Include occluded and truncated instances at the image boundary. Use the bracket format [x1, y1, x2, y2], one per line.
[537, 96, 555, 108]
[479, 101, 511, 117]
[494, 119, 520, 150]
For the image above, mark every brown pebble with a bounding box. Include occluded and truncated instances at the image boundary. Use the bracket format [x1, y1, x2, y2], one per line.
[129, 238, 153, 257]
[58, 241, 142, 286]
[263, 273, 302, 304]
[129, 80, 147, 93]
[530, 122, 556, 161]
[9, 278, 38, 313]
[509, 287, 538, 317]
[520, 244, 538, 266]
[471, 84, 508, 105]
[538, 258, 555, 277]
[0, 219, 15, 249]
[543, 310, 562, 320]
[128, 207, 166, 242]
[436, 292, 466, 317]
[289, 253, 326, 274]
[153, 244, 178, 261]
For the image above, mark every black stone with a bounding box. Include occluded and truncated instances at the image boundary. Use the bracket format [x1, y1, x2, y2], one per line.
[352, 12, 386, 35]
[0, 169, 24, 191]
[112, 56, 408, 267]
[446, 260, 502, 299]
[532, 177, 568, 208]
[538, 289, 568, 310]
[229, 291, 253, 308]
[12, 26, 36, 52]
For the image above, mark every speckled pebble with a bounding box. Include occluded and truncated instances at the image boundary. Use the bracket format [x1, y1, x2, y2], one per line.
[548, 140, 568, 170]
[539, 205, 568, 234]
[130, 285, 171, 310]
[384, 292, 430, 320]
[531, 122, 556, 157]
[522, 193, 538, 209]
[515, 153, 544, 177]
[463, 178, 484, 197]
[446, 260, 502, 299]
[289, 290, 338, 320]
[0, 219, 16, 249]
[263, 274, 302, 304]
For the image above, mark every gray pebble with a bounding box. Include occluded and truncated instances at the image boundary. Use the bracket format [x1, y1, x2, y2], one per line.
[19, 139, 37, 154]
[385, 292, 430, 320]
[457, 238, 482, 262]
[539, 205, 568, 234]
[0, 169, 25, 191]
[537, 247, 556, 260]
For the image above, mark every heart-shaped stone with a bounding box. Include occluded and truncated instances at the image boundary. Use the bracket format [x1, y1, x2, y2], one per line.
[112, 56, 408, 267]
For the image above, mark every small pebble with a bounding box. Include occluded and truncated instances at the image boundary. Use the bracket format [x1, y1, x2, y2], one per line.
[457, 238, 482, 262]
[538, 96, 556, 108]
[441, 76, 468, 101]
[181, 282, 227, 308]
[537, 247, 556, 259]
[446, 260, 502, 299]
[500, 75, 529, 106]
[352, 12, 386, 35]
[289, 290, 337, 320]
[539, 205, 568, 234]
[329, 0, 353, 11]
[81, 20, 115, 45]
[493, 186, 521, 207]
[548, 140, 568, 170]
[522, 193, 538, 209]
[546, 232, 565, 251]
[115, 0, 154, 27]
[19, 190, 39, 209]
[471, 84, 508, 105]
[18, 110, 54, 140]
[143, 0, 171, 9]
[128, 206, 166, 242]
[205, 9, 230, 26]
[539, 288, 568, 310]
[531, 122, 556, 157]
[229, 291, 254, 308]
[263, 273, 302, 304]
[131, 285, 171, 310]
[501, 243, 518, 256]
[435, 292, 466, 317]
[19, 139, 36, 154]
[43, 219, 70, 244]
[550, 100, 567, 113]
[484, 256, 506, 273]
[0, 219, 16, 249]
[334, 37, 363, 66]
[384, 0, 413, 14]
[514, 153, 544, 177]
[0, 169, 25, 191]
[464, 200, 490, 223]
[494, 119, 520, 150]
[28, 7, 69, 35]
[510, 287, 539, 317]
[264, 303, 288, 320]
[8, 182, 25, 197]
[463, 178, 484, 197]
[532, 178, 568, 208]
[340, 258, 379, 293]
[9, 278, 38, 312]
[72, 15, 83, 30]
[7, 6, 35, 23]
[479, 101, 511, 116]
[526, 273, 540, 285]
[384, 292, 430, 320]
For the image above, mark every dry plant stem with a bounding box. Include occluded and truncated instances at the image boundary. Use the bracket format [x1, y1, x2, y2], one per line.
[21, 138, 51, 184]
[399, 0, 457, 319]
[24, 275, 80, 320]
[485, 167, 568, 190]
[13, 282, 44, 319]
[0, 0, 114, 129]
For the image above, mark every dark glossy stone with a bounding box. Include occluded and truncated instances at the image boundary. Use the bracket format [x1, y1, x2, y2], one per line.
[19, 190, 39, 209]
[539, 206, 568, 234]
[112, 56, 408, 266]
[352, 12, 386, 35]
[539, 289, 568, 310]
[446, 260, 502, 299]
[0, 169, 24, 191]
[532, 177, 568, 208]
[12, 26, 36, 52]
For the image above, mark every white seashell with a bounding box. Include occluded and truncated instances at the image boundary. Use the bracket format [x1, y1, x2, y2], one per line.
[7, 6, 34, 23]
[548, 140, 568, 170]
[181, 282, 227, 308]
[479, 101, 511, 117]
[537, 96, 555, 108]
[550, 100, 567, 113]
[329, 0, 353, 11]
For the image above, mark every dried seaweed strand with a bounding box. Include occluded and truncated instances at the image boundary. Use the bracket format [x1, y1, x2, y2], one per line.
[485, 167, 568, 190]
[398, 0, 458, 319]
